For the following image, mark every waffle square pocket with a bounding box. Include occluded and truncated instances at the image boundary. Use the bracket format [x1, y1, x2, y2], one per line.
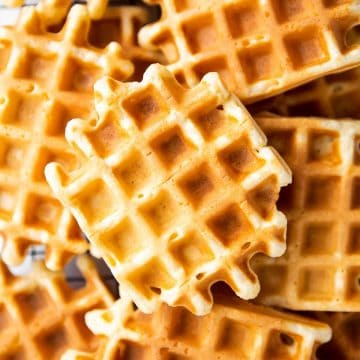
[46, 64, 291, 315]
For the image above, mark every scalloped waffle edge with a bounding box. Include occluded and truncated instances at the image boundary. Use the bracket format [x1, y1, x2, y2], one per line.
[62, 295, 331, 360]
[139, 0, 360, 103]
[46, 63, 291, 314]
[0, 3, 134, 270]
[0, 255, 114, 359]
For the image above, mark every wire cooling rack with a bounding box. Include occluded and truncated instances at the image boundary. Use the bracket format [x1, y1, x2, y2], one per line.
[3, 240, 119, 294]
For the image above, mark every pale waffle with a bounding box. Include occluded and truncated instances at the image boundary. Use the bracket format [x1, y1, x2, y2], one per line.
[250, 67, 360, 119]
[87, 6, 165, 81]
[45, 64, 291, 315]
[0, 3, 133, 270]
[0, 255, 114, 359]
[252, 115, 360, 311]
[139, 0, 360, 104]
[314, 312, 360, 360]
[62, 294, 331, 360]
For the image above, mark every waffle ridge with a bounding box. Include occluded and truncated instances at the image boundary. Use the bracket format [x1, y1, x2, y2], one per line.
[46, 63, 291, 315]
[0, 3, 134, 269]
[251, 67, 360, 119]
[0, 255, 114, 359]
[87, 6, 165, 81]
[1, 0, 109, 21]
[139, 0, 360, 104]
[253, 115, 360, 311]
[62, 295, 331, 360]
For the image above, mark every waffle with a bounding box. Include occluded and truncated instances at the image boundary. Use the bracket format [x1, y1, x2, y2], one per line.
[87, 6, 165, 81]
[250, 67, 360, 119]
[45, 64, 291, 315]
[0, 255, 114, 359]
[252, 115, 360, 311]
[0, 0, 109, 21]
[0, 0, 73, 26]
[0, 3, 133, 270]
[139, 0, 360, 104]
[0, 3, 164, 79]
[38, 0, 111, 23]
[62, 294, 331, 360]
[314, 312, 360, 360]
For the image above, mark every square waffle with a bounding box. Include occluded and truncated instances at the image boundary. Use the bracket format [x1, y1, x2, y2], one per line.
[313, 312, 360, 360]
[0, 255, 114, 359]
[252, 115, 360, 311]
[45, 64, 291, 315]
[250, 67, 360, 119]
[62, 294, 331, 360]
[139, 0, 360, 104]
[0, 3, 133, 270]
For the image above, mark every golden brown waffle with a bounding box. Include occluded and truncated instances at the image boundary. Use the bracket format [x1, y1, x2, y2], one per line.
[314, 312, 360, 360]
[45, 64, 291, 315]
[139, 0, 360, 104]
[0, 4, 164, 79]
[252, 115, 360, 311]
[62, 294, 331, 360]
[87, 6, 165, 81]
[0, 3, 133, 269]
[87, 0, 108, 19]
[36, 0, 113, 26]
[250, 67, 360, 119]
[0, 0, 72, 26]
[0, 255, 114, 359]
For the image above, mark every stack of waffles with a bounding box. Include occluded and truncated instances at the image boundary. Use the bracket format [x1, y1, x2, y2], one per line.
[0, 0, 360, 358]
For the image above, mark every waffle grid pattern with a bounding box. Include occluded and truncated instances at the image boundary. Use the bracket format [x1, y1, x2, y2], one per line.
[0, 255, 114, 359]
[62, 295, 331, 360]
[253, 116, 360, 311]
[1, 0, 107, 20]
[250, 67, 360, 119]
[46, 64, 291, 315]
[139, 0, 360, 103]
[0, 3, 133, 270]
[87, 5, 165, 81]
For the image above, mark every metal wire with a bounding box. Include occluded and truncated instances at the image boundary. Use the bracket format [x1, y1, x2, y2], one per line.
[9, 245, 119, 294]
